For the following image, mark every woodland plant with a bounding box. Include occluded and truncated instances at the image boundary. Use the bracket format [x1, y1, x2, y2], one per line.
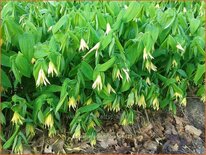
[0, 1, 205, 153]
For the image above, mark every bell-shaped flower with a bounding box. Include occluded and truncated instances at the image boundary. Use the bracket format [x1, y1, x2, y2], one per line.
[72, 124, 81, 140]
[107, 83, 116, 94]
[122, 68, 130, 82]
[180, 97, 187, 106]
[138, 94, 146, 109]
[44, 113, 54, 128]
[143, 48, 153, 60]
[36, 68, 50, 87]
[152, 97, 159, 110]
[11, 112, 24, 125]
[176, 43, 185, 52]
[92, 75, 103, 91]
[83, 42, 100, 59]
[105, 23, 111, 35]
[48, 61, 58, 77]
[79, 38, 89, 51]
[68, 96, 77, 110]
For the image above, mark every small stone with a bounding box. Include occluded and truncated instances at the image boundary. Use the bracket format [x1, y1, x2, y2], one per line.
[171, 143, 179, 152]
[143, 141, 158, 151]
[185, 125, 202, 137]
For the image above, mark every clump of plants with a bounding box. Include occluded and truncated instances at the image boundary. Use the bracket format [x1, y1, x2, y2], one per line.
[1, 1, 205, 153]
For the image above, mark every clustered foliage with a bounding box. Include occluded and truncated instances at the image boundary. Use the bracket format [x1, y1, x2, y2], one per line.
[0, 1, 205, 153]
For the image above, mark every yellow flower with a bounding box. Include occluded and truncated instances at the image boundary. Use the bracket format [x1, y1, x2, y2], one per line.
[79, 38, 89, 51]
[26, 123, 35, 137]
[174, 92, 182, 100]
[92, 75, 103, 91]
[146, 77, 151, 85]
[181, 97, 187, 106]
[152, 97, 159, 110]
[44, 113, 54, 128]
[145, 60, 157, 73]
[14, 142, 23, 154]
[105, 23, 111, 35]
[48, 61, 58, 77]
[176, 76, 180, 82]
[90, 138, 96, 147]
[36, 68, 50, 87]
[176, 43, 185, 52]
[138, 94, 146, 108]
[121, 118, 128, 126]
[83, 42, 100, 59]
[72, 124, 81, 140]
[31, 58, 36, 64]
[116, 69, 123, 80]
[11, 112, 24, 125]
[104, 102, 112, 111]
[86, 98, 93, 105]
[172, 59, 178, 67]
[88, 120, 95, 129]
[107, 83, 116, 94]
[68, 96, 77, 110]
[143, 48, 154, 60]
[122, 68, 130, 82]
[49, 126, 56, 137]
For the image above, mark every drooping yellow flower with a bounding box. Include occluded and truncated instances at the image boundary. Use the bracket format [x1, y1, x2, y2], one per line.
[90, 138, 96, 147]
[11, 112, 25, 125]
[83, 42, 100, 59]
[36, 68, 50, 87]
[174, 92, 182, 100]
[44, 113, 54, 128]
[92, 75, 103, 91]
[86, 98, 93, 105]
[88, 120, 95, 129]
[48, 61, 58, 77]
[176, 43, 185, 52]
[143, 48, 154, 60]
[122, 68, 130, 82]
[26, 123, 35, 137]
[172, 59, 178, 68]
[79, 38, 89, 51]
[152, 97, 159, 110]
[107, 83, 116, 94]
[146, 77, 151, 85]
[121, 118, 128, 126]
[31, 58, 36, 64]
[116, 69, 123, 80]
[105, 23, 111, 35]
[180, 97, 187, 106]
[49, 126, 56, 137]
[68, 96, 77, 110]
[145, 60, 157, 73]
[72, 124, 81, 140]
[138, 94, 146, 109]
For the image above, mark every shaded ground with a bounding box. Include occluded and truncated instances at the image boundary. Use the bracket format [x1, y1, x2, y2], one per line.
[3, 98, 205, 154]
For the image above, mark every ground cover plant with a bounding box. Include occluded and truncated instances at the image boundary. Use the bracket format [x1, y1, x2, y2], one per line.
[0, 1, 205, 153]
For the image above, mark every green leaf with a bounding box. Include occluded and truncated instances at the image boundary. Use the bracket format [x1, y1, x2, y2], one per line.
[19, 32, 35, 61]
[123, 2, 142, 23]
[55, 92, 68, 113]
[194, 64, 205, 84]
[3, 125, 20, 149]
[1, 69, 11, 88]
[126, 42, 142, 67]
[80, 61, 93, 80]
[95, 57, 116, 72]
[1, 53, 11, 67]
[15, 52, 31, 77]
[190, 18, 200, 34]
[77, 103, 100, 114]
[52, 15, 68, 33]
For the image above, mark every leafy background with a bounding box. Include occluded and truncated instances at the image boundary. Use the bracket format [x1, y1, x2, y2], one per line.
[0, 1, 205, 153]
